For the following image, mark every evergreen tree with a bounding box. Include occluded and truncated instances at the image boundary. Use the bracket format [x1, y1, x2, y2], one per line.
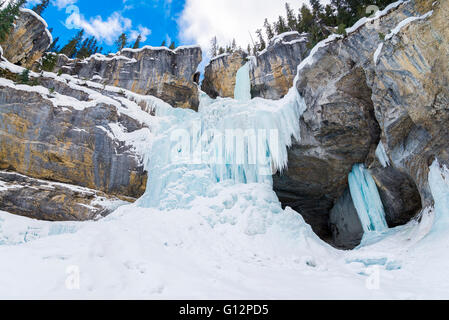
[0, 0, 26, 42]
[169, 41, 175, 50]
[275, 15, 288, 34]
[209, 36, 218, 57]
[310, 0, 323, 18]
[161, 40, 166, 47]
[255, 29, 266, 51]
[115, 33, 128, 51]
[263, 18, 274, 40]
[32, 0, 49, 16]
[48, 36, 60, 52]
[59, 29, 84, 58]
[285, 3, 297, 31]
[298, 5, 314, 33]
[218, 47, 225, 55]
[231, 38, 237, 52]
[132, 34, 142, 49]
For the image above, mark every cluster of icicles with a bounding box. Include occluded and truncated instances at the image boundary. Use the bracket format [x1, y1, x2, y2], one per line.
[137, 60, 440, 244]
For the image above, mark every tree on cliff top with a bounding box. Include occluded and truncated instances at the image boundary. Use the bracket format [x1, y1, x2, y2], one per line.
[59, 29, 84, 58]
[132, 34, 142, 49]
[115, 33, 128, 51]
[32, 0, 49, 16]
[0, 0, 26, 42]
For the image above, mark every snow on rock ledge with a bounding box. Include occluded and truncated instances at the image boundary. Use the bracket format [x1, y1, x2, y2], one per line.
[201, 32, 309, 100]
[50, 45, 203, 110]
[0, 171, 127, 221]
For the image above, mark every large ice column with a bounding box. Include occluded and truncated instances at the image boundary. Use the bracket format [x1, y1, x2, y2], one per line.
[428, 160, 449, 234]
[234, 62, 251, 102]
[348, 164, 388, 234]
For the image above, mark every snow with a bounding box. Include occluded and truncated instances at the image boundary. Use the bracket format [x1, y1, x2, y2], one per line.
[385, 11, 433, 41]
[374, 43, 384, 64]
[120, 44, 200, 56]
[209, 53, 230, 63]
[345, 1, 407, 34]
[0, 173, 449, 298]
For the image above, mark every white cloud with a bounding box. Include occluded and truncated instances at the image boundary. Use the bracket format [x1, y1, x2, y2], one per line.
[178, 0, 312, 54]
[129, 25, 152, 42]
[52, 0, 78, 10]
[65, 11, 133, 45]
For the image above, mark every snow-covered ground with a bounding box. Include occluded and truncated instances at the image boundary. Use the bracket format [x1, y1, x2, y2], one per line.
[0, 183, 448, 299]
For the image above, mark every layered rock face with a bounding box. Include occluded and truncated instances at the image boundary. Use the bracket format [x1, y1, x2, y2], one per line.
[201, 32, 309, 100]
[201, 51, 247, 99]
[371, 0, 449, 208]
[0, 9, 51, 68]
[0, 77, 148, 201]
[51, 45, 202, 110]
[0, 171, 126, 221]
[250, 31, 309, 99]
[274, 0, 435, 245]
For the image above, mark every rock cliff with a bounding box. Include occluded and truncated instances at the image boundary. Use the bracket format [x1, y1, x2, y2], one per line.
[274, 0, 446, 247]
[201, 31, 309, 100]
[0, 9, 51, 68]
[50, 45, 202, 110]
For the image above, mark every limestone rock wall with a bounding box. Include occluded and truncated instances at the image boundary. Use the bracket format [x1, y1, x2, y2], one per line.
[0, 9, 51, 68]
[51, 46, 202, 110]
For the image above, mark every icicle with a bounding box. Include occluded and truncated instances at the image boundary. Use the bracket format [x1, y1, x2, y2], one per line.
[234, 62, 251, 102]
[348, 164, 388, 234]
[375, 141, 390, 168]
[428, 160, 449, 235]
[138, 61, 307, 210]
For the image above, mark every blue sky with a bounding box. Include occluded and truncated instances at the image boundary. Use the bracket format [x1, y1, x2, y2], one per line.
[26, 0, 189, 53]
[24, 0, 314, 56]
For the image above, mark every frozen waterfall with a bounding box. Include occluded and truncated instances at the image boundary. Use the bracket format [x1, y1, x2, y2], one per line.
[428, 160, 449, 235]
[138, 62, 306, 210]
[234, 62, 251, 102]
[348, 164, 388, 236]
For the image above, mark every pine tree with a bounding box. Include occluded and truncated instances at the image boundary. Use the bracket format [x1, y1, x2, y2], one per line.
[115, 33, 128, 51]
[209, 36, 218, 57]
[161, 40, 166, 47]
[169, 41, 175, 50]
[255, 29, 266, 51]
[231, 38, 237, 52]
[275, 15, 288, 35]
[48, 36, 60, 52]
[285, 3, 297, 31]
[310, 0, 323, 18]
[263, 18, 274, 40]
[298, 5, 313, 33]
[32, 0, 49, 16]
[0, 0, 26, 42]
[247, 44, 251, 55]
[132, 34, 142, 49]
[59, 29, 84, 58]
